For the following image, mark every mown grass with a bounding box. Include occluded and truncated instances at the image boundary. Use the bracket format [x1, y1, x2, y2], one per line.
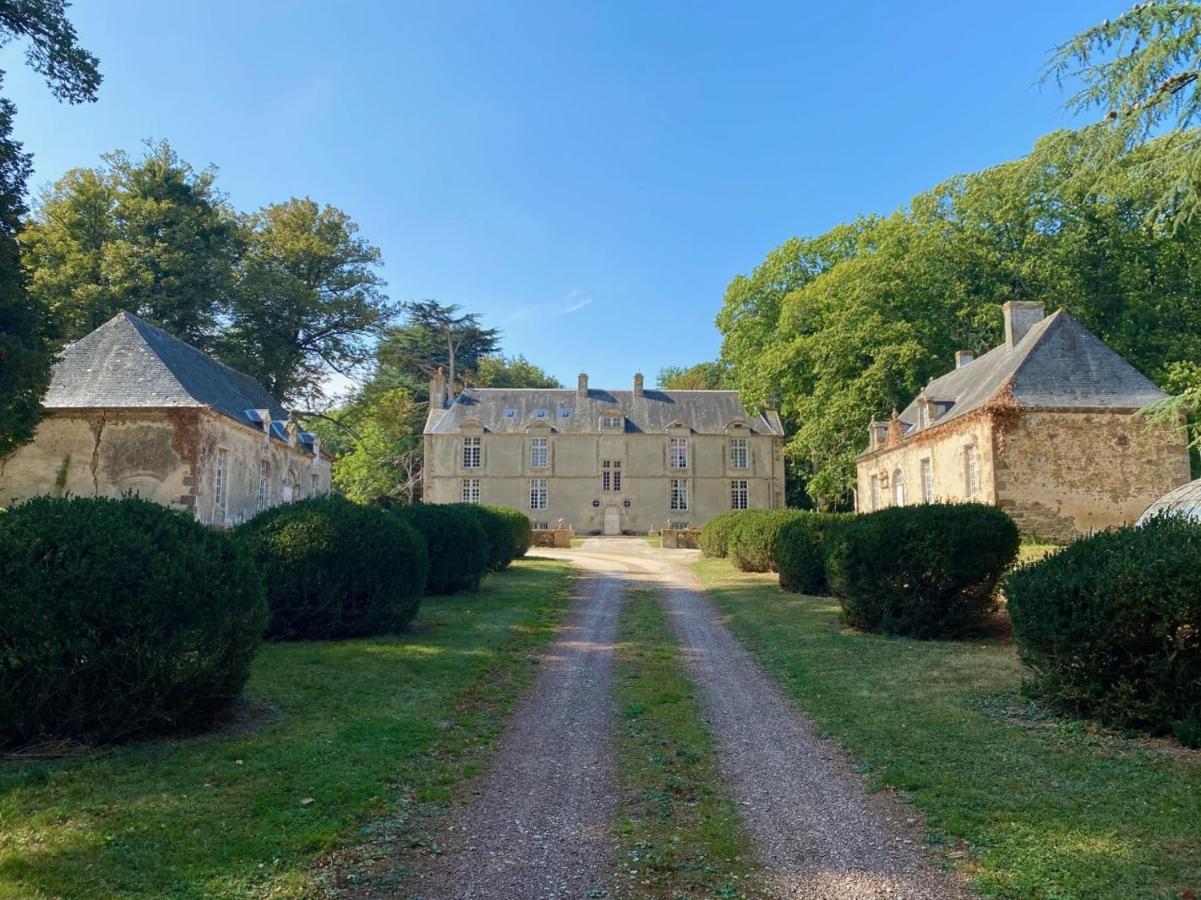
[0, 560, 574, 899]
[694, 559, 1201, 899]
[612, 588, 763, 899]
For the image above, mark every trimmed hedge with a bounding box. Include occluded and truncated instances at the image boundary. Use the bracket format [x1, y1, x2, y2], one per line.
[699, 510, 744, 558]
[239, 496, 428, 640]
[486, 504, 533, 561]
[826, 503, 1019, 638]
[450, 503, 515, 572]
[775, 511, 853, 595]
[1005, 514, 1201, 743]
[394, 503, 489, 594]
[728, 509, 806, 573]
[0, 496, 267, 747]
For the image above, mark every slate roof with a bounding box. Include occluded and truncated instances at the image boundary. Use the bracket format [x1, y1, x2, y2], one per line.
[424, 387, 784, 436]
[874, 309, 1168, 454]
[44, 312, 292, 429]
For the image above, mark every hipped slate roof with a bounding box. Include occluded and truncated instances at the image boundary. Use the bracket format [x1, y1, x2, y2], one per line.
[882, 309, 1167, 450]
[425, 387, 784, 436]
[44, 312, 290, 426]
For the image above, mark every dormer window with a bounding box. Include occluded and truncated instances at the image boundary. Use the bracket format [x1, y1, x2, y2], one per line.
[601, 414, 623, 430]
[503, 408, 517, 419]
[532, 408, 548, 419]
[558, 408, 572, 419]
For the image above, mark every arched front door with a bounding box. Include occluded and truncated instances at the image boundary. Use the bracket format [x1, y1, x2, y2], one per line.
[603, 506, 621, 535]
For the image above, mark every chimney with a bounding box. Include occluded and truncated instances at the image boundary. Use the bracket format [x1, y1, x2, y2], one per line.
[577, 372, 588, 404]
[955, 350, 975, 368]
[430, 367, 448, 410]
[1003, 301, 1046, 349]
[868, 420, 888, 451]
[633, 372, 644, 397]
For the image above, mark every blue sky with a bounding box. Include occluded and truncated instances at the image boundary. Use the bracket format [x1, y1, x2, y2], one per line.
[5, 1, 1111, 391]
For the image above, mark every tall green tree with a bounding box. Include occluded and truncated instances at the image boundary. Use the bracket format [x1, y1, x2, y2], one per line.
[472, 353, 561, 388]
[221, 198, 397, 407]
[377, 301, 500, 399]
[23, 141, 238, 349]
[657, 360, 733, 390]
[0, 0, 99, 455]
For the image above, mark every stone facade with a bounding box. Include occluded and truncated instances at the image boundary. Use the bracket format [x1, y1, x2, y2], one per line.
[424, 372, 786, 533]
[0, 313, 331, 524]
[855, 302, 1191, 542]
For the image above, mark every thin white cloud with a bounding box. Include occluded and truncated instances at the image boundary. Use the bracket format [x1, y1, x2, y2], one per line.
[557, 296, 593, 315]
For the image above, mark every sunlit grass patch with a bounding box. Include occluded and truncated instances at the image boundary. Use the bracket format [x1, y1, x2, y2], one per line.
[0, 560, 574, 899]
[693, 558, 1201, 899]
[612, 587, 765, 899]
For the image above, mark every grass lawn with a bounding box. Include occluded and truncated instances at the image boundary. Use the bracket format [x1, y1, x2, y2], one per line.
[612, 588, 763, 899]
[694, 559, 1201, 900]
[0, 560, 574, 899]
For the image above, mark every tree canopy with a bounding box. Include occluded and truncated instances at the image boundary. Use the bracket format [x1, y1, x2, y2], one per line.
[718, 131, 1201, 507]
[657, 361, 733, 390]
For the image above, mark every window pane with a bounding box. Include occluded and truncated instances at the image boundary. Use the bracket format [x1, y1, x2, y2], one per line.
[463, 436, 481, 468]
[731, 479, 748, 509]
[729, 438, 748, 469]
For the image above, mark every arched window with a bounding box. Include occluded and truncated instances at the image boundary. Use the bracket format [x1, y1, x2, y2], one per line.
[893, 468, 906, 507]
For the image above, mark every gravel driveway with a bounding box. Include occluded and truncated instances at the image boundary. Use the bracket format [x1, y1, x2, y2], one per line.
[405, 567, 624, 900]
[550, 539, 971, 900]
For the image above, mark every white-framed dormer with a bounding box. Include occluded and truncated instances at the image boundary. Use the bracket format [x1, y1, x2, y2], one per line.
[599, 408, 625, 432]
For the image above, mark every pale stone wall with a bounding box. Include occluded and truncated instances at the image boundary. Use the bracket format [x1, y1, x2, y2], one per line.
[854, 407, 1191, 542]
[855, 415, 996, 511]
[0, 408, 331, 526]
[424, 430, 785, 533]
[993, 409, 1190, 542]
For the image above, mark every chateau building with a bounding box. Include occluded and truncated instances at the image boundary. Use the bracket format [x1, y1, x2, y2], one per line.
[0, 312, 332, 526]
[423, 370, 785, 533]
[855, 301, 1191, 542]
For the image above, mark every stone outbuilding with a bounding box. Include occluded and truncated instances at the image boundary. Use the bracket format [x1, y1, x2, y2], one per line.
[0, 312, 331, 526]
[855, 301, 1191, 542]
[423, 370, 786, 534]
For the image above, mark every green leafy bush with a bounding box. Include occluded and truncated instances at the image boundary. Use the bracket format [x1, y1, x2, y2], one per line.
[827, 503, 1019, 638]
[239, 496, 427, 640]
[727, 509, 806, 573]
[0, 496, 266, 747]
[775, 511, 854, 595]
[1005, 514, 1201, 740]
[486, 505, 533, 560]
[699, 510, 744, 558]
[450, 503, 515, 572]
[394, 503, 489, 594]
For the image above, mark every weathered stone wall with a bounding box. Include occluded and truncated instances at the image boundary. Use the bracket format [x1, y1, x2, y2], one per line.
[855, 415, 996, 511]
[0, 408, 332, 525]
[993, 409, 1191, 542]
[424, 430, 785, 532]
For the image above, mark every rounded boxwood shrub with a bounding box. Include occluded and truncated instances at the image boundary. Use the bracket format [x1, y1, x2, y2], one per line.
[0, 496, 267, 747]
[728, 509, 806, 573]
[775, 511, 854, 595]
[826, 503, 1019, 638]
[394, 503, 489, 594]
[486, 505, 533, 560]
[1005, 514, 1201, 742]
[450, 503, 515, 572]
[699, 510, 744, 558]
[239, 495, 428, 640]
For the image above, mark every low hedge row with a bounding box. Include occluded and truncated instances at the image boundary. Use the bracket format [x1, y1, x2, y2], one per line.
[1005, 514, 1201, 745]
[699, 510, 744, 559]
[0, 492, 538, 749]
[774, 511, 853, 595]
[728, 509, 808, 573]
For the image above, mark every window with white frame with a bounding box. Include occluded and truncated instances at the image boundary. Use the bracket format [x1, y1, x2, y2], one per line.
[529, 478, 548, 510]
[602, 459, 622, 492]
[613, 460, 622, 492]
[530, 436, 549, 468]
[729, 437, 748, 469]
[920, 458, 933, 503]
[893, 468, 906, 507]
[462, 477, 481, 503]
[257, 459, 269, 511]
[965, 445, 980, 499]
[870, 474, 881, 511]
[601, 415, 623, 430]
[670, 478, 689, 510]
[669, 437, 688, 469]
[730, 479, 749, 509]
[462, 436, 481, 468]
[212, 448, 228, 523]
